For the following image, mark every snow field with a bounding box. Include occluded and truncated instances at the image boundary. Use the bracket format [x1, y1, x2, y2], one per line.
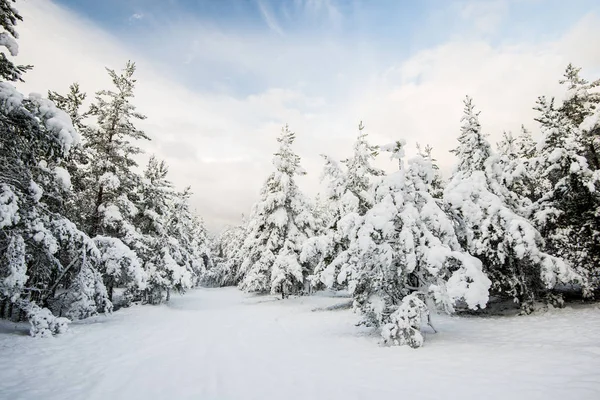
[1, 287, 599, 400]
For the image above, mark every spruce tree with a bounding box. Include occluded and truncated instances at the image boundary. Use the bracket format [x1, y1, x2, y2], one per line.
[238, 125, 316, 297]
[0, 3, 111, 335]
[301, 123, 383, 289]
[0, 0, 31, 82]
[135, 158, 210, 303]
[80, 61, 149, 301]
[47, 83, 91, 223]
[343, 140, 490, 347]
[206, 218, 247, 287]
[445, 96, 580, 312]
[0, 81, 112, 335]
[530, 73, 600, 290]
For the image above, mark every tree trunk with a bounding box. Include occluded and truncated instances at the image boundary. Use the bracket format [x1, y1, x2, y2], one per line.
[90, 185, 104, 237]
[107, 276, 114, 303]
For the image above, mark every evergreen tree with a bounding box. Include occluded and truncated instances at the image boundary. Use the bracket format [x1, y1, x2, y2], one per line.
[47, 83, 91, 222]
[416, 143, 444, 199]
[136, 158, 210, 303]
[238, 125, 316, 297]
[343, 140, 490, 347]
[80, 61, 149, 301]
[559, 64, 600, 170]
[301, 123, 383, 289]
[0, 5, 111, 335]
[445, 96, 580, 312]
[0, 81, 111, 335]
[341, 122, 384, 214]
[205, 218, 247, 287]
[530, 75, 600, 290]
[494, 131, 533, 205]
[0, 0, 31, 82]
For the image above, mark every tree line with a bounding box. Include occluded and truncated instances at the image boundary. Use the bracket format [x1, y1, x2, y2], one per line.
[0, 0, 212, 337]
[209, 66, 600, 348]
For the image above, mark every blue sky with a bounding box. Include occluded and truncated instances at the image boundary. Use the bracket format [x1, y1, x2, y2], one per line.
[53, 0, 599, 98]
[17, 0, 600, 229]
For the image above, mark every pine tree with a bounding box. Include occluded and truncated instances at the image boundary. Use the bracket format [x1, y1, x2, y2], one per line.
[135, 158, 210, 303]
[48, 83, 87, 131]
[530, 75, 600, 290]
[162, 188, 209, 294]
[301, 154, 350, 289]
[559, 64, 600, 170]
[416, 143, 444, 199]
[0, 8, 111, 335]
[341, 122, 384, 214]
[85, 61, 149, 236]
[0, 0, 31, 82]
[301, 123, 383, 289]
[0, 80, 111, 335]
[343, 140, 490, 347]
[494, 131, 534, 205]
[80, 61, 149, 301]
[445, 96, 580, 312]
[47, 83, 91, 223]
[206, 218, 246, 287]
[238, 125, 316, 297]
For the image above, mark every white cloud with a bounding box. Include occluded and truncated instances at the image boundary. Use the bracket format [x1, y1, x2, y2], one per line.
[129, 13, 144, 22]
[13, 0, 600, 231]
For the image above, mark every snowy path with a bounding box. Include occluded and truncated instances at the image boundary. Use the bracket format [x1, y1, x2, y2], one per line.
[1, 288, 599, 400]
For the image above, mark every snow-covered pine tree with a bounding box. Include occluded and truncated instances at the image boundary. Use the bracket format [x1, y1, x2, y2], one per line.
[559, 64, 600, 171]
[0, 4, 111, 335]
[516, 125, 537, 160]
[301, 154, 349, 289]
[85, 61, 148, 237]
[134, 155, 177, 303]
[0, 81, 112, 335]
[48, 83, 87, 131]
[530, 67, 600, 290]
[341, 140, 490, 347]
[135, 157, 210, 303]
[205, 218, 247, 287]
[0, 0, 31, 82]
[416, 143, 444, 199]
[47, 83, 92, 224]
[162, 187, 210, 293]
[445, 96, 580, 312]
[301, 123, 383, 289]
[80, 61, 149, 302]
[238, 125, 316, 298]
[494, 131, 534, 205]
[341, 122, 384, 214]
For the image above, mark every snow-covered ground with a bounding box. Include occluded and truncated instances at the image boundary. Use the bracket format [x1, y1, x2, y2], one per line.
[1, 288, 599, 400]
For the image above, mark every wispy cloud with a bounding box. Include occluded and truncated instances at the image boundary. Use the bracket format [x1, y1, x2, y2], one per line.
[257, 1, 284, 36]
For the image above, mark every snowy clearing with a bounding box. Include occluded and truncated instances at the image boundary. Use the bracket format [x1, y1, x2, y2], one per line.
[1, 288, 600, 400]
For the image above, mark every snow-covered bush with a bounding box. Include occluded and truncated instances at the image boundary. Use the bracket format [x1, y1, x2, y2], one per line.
[27, 304, 70, 338]
[381, 293, 430, 348]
